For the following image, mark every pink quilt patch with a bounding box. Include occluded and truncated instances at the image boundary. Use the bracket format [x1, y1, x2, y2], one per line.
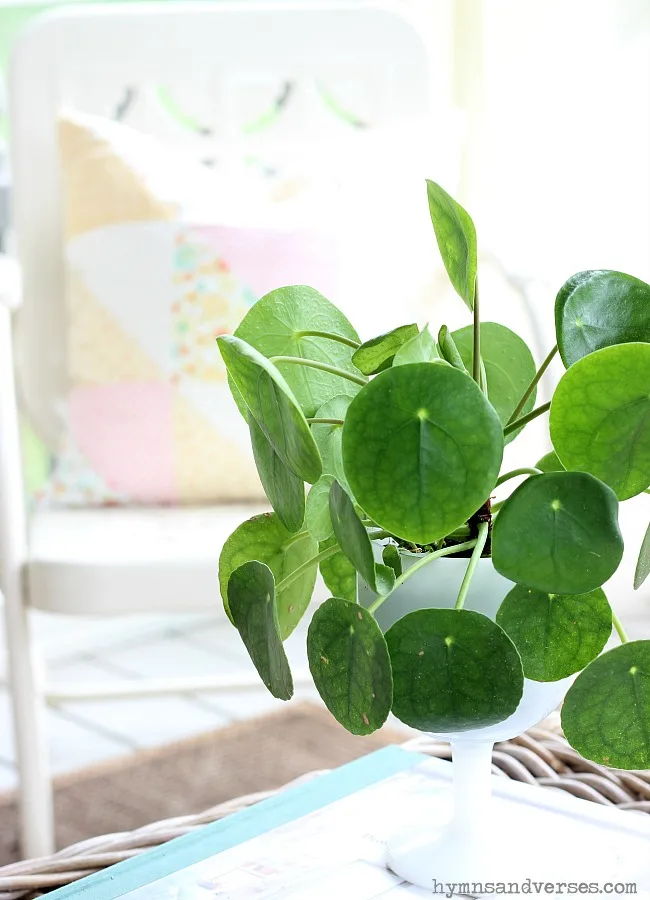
[69, 383, 175, 502]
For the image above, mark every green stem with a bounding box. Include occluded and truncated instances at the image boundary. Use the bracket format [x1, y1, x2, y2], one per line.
[306, 418, 344, 426]
[294, 330, 360, 349]
[472, 280, 481, 386]
[275, 545, 338, 593]
[368, 538, 478, 615]
[506, 344, 558, 426]
[455, 521, 490, 609]
[281, 529, 309, 550]
[479, 356, 488, 395]
[491, 499, 505, 512]
[503, 401, 551, 437]
[270, 356, 367, 387]
[495, 467, 543, 487]
[612, 611, 629, 644]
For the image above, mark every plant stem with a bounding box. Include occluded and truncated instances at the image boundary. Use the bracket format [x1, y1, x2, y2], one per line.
[275, 545, 339, 593]
[506, 344, 558, 426]
[479, 356, 488, 395]
[306, 418, 344, 426]
[367, 538, 478, 615]
[495, 467, 543, 487]
[455, 521, 490, 610]
[612, 611, 629, 644]
[270, 356, 367, 387]
[294, 330, 360, 349]
[281, 530, 309, 549]
[503, 401, 551, 437]
[472, 280, 481, 386]
[491, 499, 505, 512]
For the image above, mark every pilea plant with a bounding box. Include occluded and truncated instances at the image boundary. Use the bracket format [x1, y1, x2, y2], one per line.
[217, 181, 650, 771]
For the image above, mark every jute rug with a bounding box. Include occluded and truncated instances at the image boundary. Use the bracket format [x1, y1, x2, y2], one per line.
[0, 703, 406, 866]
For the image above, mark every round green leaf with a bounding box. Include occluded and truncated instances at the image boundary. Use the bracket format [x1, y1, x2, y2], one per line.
[426, 180, 477, 311]
[305, 475, 335, 542]
[249, 413, 304, 533]
[219, 513, 318, 639]
[386, 608, 523, 732]
[535, 450, 564, 473]
[452, 322, 537, 444]
[307, 597, 392, 735]
[234, 285, 361, 417]
[492, 472, 623, 594]
[228, 561, 293, 701]
[496, 585, 612, 682]
[392, 326, 441, 367]
[555, 270, 650, 368]
[328, 481, 395, 595]
[550, 342, 650, 500]
[311, 394, 352, 489]
[635, 520, 650, 590]
[352, 324, 419, 376]
[218, 334, 322, 484]
[342, 364, 504, 544]
[562, 641, 650, 769]
[319, 536, 357, 603]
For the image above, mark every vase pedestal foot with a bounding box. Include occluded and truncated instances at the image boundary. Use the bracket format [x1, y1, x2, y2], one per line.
[386, 796, 629, 892]
[386, 741, 626, 892]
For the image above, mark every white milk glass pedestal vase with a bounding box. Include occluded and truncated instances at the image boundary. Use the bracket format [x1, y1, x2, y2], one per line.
[360, 551, 572, 888]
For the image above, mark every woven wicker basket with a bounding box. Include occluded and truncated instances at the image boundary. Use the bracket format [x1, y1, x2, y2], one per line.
[0, 716, 648, 900]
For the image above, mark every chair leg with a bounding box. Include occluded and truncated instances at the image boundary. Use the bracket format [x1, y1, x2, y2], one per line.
[3, 579, 54, 858]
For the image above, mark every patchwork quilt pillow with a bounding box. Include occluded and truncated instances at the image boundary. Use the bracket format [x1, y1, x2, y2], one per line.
[48, 110, 340, 505]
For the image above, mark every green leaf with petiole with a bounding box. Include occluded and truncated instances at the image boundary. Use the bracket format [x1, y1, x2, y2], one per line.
[351, 324, 419, 375]
[219, 513, 318, 638]
[426, 180, 477, 311]
[233, 284, 362, 416]
[328, 480, 395, 594]
[382, 544, 402, 579]
[562, 641, 650, 769]
[308, 597, 392, 735]
[496, 585, 612, 681]
[228, 561, 293, 701]
[387, 608, 523, 731]
[437, 325, 468, 372]
[492, 471, 623, 594]
[248, 413, 305, 533]
[342, 362, 503, 544]
[392, 325, 442, 366]
[218, 334, 322, 484]
[550, 342, 650, 500]
[555, 270, 650, 368]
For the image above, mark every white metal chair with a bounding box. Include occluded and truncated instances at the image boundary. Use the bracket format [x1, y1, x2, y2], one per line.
[0, 1, 436, 857]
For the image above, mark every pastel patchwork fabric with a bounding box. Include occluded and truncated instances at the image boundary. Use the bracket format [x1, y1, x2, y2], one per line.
[46, 110, 339, 505]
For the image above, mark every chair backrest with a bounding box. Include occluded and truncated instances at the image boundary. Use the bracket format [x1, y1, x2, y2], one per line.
[8, 1, 438, 445]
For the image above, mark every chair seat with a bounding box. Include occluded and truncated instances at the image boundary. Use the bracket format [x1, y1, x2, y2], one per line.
[27, 504, 268, 614]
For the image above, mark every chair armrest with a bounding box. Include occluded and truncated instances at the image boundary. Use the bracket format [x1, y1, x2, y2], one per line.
[0, 254, 22, 310]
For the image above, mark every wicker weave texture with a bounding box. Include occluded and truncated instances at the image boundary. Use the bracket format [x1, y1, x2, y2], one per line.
[0, 721, 648, 900]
